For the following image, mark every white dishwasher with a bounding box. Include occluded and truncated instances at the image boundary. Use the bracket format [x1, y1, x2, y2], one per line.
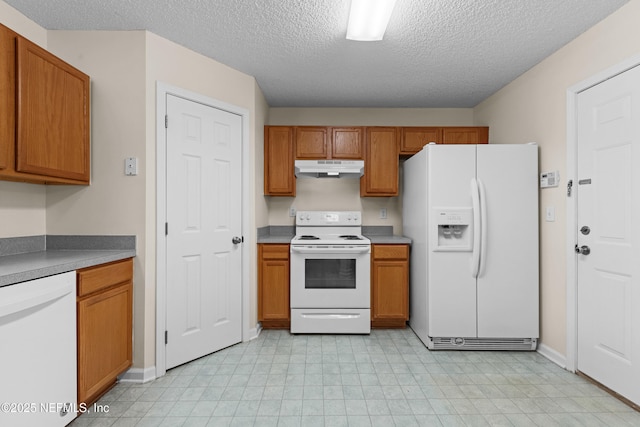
[0, 271, 77, 427]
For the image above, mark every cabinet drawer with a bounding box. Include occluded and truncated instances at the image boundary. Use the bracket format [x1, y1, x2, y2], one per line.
[77, 258, 133, 297]
[373, 245, 408, 260]
[259, 244, 290, 260]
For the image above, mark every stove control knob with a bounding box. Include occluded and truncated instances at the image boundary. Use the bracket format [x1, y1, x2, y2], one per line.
[306, 214, 310, 220]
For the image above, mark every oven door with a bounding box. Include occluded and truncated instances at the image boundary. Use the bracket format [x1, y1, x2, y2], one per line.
[290, 245, 370, 309]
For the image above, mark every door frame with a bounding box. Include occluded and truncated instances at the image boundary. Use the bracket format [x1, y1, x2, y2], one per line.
[155, 82, 251, 377]
[565, 53, 640, 373]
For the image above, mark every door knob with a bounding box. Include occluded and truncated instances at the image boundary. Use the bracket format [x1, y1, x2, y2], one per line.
[580, 226, 590, 235]
[575, 244, 590, 255]
[232, 236, 242, 244]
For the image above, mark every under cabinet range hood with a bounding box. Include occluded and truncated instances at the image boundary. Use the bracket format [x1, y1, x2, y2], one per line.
[294, 160, 364, 178]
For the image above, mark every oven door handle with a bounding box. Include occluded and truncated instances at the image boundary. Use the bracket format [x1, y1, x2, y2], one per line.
[290, 246, 371, 255]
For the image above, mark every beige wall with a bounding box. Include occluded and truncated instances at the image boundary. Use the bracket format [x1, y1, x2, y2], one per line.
[267, 108, 475, 233]
[46, 30, 149, 368]
[474, 0, 640, 356]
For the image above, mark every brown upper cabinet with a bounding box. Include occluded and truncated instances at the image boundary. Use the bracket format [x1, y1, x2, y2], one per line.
[295, 126, 329, 158]
[331, 127, 363, 159]
[399, 126, 489, 155]
[295, 126, 363, 159]
[361, 127, 398, 197]
[400, 127, 441, 155]
[264, 125, 489, 197]
[0, 24, 91, 184]
[441, 127, 489, 145]
[264, 126, 295, 196]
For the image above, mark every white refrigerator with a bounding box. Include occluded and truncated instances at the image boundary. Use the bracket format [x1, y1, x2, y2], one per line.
[403, 144, 539, 350]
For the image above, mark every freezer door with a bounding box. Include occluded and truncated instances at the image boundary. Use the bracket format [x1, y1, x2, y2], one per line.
[427, 144, 478, 338]
[476, 144, 539, 338]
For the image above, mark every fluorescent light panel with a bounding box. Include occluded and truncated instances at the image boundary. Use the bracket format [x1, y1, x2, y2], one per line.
[347, 0, 397, 41]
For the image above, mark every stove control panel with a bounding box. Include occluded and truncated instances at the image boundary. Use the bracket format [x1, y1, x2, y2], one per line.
[296, 211, 362, 226]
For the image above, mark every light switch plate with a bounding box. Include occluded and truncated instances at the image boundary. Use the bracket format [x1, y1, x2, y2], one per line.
[125, 157, 138, 176]
[545, 206, 555, 222]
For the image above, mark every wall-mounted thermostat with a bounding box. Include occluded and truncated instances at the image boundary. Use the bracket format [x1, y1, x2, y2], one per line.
[540, 170, 559, 188]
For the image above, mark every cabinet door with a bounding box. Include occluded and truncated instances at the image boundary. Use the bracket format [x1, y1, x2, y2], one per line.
[0, 25, 15, 171]
[16, 37, 90, 182]
[77, 281, 132, 404]
[400, 127, 441, 154]
[264, 126, 295, 196]
[442, 127, 489, 144]
[295, 126, 328, 159]
[332, 127, 363, 159]
[371, 245, 409, 328]
[361, 127, 398, 196]
[258, 244, 290, 328]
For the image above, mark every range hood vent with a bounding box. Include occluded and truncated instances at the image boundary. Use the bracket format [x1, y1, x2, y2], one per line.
[295, 160, 364, 178]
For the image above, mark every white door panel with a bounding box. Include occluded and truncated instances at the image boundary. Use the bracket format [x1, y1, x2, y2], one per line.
[427, 145, 477, 337]
[476, 145, 539, 338]
[165, 94, 242, 369]
[577, 64, 640, 405]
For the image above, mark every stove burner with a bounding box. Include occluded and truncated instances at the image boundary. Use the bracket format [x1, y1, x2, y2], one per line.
[298, 235, 320, 240]
[340, 235, 363, 240]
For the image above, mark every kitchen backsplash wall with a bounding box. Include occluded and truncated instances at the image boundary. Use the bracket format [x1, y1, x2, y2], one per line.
[267, 176, 402, 234]
[266, 107, 476, 233]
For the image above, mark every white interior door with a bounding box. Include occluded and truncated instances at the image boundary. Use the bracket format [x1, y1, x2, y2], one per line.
[165, 94, 242, 369]
[576, 64, 640, 405]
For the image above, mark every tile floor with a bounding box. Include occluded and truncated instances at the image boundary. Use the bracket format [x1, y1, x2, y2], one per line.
[71, 329, 639, 426]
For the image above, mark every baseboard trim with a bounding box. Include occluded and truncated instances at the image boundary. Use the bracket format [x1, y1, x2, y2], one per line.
[118, 366, 156, 384]
[250, 323, 262, 340]
[537, 343, 567, 370]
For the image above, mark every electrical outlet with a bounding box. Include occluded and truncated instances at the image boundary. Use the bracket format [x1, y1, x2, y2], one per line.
[379, 208, 387, 219]
[289, 207, 296, 217]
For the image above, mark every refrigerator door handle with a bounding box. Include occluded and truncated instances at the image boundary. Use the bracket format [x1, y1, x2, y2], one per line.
[478, 178, 488, 277]
[470, 178, 481, 278]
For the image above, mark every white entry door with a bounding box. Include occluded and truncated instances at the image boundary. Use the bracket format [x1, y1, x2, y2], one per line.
[165, 94, 243, 369]
[576, 64, 640, 405]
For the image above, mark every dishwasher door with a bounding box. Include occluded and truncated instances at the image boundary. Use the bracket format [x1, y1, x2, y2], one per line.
[0, 272, 77, 427]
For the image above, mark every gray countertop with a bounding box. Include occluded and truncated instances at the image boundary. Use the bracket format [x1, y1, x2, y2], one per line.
[0, 235, 136, 287]
[257, 225, 411, 245]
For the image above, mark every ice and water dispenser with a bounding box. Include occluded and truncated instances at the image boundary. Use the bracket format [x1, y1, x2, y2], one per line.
[431, 208, 473, 251]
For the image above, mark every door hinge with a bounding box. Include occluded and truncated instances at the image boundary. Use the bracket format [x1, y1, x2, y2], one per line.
[165, 330, 168, 345]
[165, 222, 168, 236]
[567, 179, 573, 197]
[165, 115, 168, 129]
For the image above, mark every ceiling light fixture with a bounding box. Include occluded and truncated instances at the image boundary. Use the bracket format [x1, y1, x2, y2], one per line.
[346, 0, 397, 41]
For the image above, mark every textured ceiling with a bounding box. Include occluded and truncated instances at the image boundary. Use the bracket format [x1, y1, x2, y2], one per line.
[4, 0, 629, 107]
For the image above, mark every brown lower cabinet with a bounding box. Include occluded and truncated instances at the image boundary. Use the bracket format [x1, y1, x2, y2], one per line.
[258, 244, 290, 328]
[258, 243, 410, 329]
[77, 258, 133, 405]
[371, 244, 409, 328]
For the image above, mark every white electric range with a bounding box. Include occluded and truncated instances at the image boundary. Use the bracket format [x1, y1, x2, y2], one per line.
[289, 211, 371, 334]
